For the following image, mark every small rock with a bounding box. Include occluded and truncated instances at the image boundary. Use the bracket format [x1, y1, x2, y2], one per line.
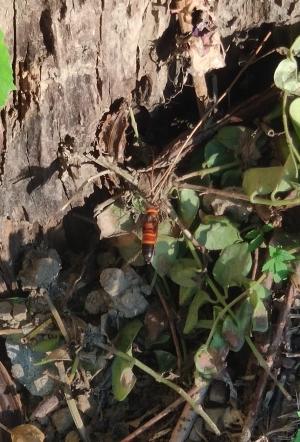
[84, 289, 107, 314]
[52, 407, 73, 433]
[281, 357, 296, 369]
[100, 268, 126, 297]
[207, 380, 229, 406]
[77, 394, 95, 417]
[114, 287, 149, 318]
[0, 302, 12, 321]
[65, 431, 80, 442]
[12, 303, 27, 322]
[18, 248, 62, 290]
[6, 340, 55, 396]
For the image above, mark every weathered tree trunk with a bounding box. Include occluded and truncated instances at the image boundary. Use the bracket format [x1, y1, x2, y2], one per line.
[0, 0, 299, 289]
[0, 0, 299, 225]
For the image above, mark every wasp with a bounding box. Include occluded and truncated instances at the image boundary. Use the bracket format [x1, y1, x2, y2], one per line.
[142, 206, 159, 264]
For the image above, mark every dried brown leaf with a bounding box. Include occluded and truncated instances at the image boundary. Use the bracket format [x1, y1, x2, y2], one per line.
[11, 424, 45, 442]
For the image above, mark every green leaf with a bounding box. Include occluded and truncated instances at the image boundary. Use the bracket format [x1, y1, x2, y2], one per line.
[213, 242, 252, 287]
[291, 35, 300, 56]
[194, 216, 241, 250]
[216, 126, 249, 150]
[178, 189, 200, 227]
[114, 319, 143, 352]
[179, 286, 197, 305]
[168, 258, 201, 287]
[222, 300, 252, 351]
[290, 97, 300, 140]
[183, 290, 212, 334]
[292, 429, 300, 442]
[112, 352, 136, 401]
[274, 58, 300, 95]
[194, 345, 218, 378]
[262, 245, 295, 282]
[151, 235, 179, 277]
[204, 139, 234, 167]
[112, 320, 143, 401]
[252, 299, 268, 332]
[222, 315, 244, 351]
[154, 350, 176, 372]
[242, 155, 297, 201]
[31, 336, 61, 353]
[0, 30, 15, 109]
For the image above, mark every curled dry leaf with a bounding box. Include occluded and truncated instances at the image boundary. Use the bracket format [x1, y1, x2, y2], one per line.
[11, 424, 45, 442]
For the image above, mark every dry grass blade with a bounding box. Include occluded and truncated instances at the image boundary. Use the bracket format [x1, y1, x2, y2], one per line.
[56, 361, 90, 442]
[42, 291, 70, 343]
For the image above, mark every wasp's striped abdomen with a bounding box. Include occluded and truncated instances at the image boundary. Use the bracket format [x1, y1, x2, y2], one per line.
[142, 207, 158, 264]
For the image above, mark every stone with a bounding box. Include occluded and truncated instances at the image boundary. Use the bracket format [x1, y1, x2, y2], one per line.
[12, 302, 27, 322]
[84, 289, 107, 314]
[100, 268, 126, 297]
[0, 302, 12, 321]
[18, 248, 61, 290]
[51, 407, 73, 434]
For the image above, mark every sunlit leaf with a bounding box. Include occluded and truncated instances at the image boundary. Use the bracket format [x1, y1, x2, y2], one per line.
[96, 202, 135, 239]
[274, 58, 300, 95]
[213, 242, 252, 287]
[290, 97, 300, 140]
[0, 30, 15, 109]
[194, 345, 218, 378]
[31, 336, 61, 353]
[291, 35, 300, 56]
[183, 290, 212, 334]
[112, 354, 136, 401]
[11, 424, 45, 442]
[194, 216, 241, 250]
[242, 155, 297, 201]
[178, 189, 200, 227]
[151, 235, 179, 277]
[168, 258, 201, 287]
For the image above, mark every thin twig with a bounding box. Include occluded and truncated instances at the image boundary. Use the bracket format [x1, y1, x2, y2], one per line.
[99, 343, 220, 435]
[178, 183, 250, 201]
[170, 380, 209, 442]
[42, 291, 70, 343]
[241, 283, 297, 440]
[120, 386, 200, 442]
[155, 283, 183, 373]
[152, 31, 272, 201]
[60, 170, 114, 212]
[177, 161, 239, 182]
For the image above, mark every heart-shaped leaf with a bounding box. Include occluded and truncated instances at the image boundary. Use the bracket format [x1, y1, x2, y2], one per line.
[178, 189, 200, 227]
[183, 290, 212, 334]
[290, 97, 300, 140]
[151, 235, 179, 277]
[168, 258, 201, 287]
[274, 58, 300, 95]
[112, 320, 142, 401]
[194, 216, 240, 250]
[213, 242, 252, 287]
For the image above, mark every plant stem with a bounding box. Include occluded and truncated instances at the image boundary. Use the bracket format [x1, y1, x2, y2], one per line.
[99, 343, 221, 435]
[205, 275, 265, 347]
[177, 161, 239, 182]
[205, 274, 291, 400]
[282, 92, 300, 166]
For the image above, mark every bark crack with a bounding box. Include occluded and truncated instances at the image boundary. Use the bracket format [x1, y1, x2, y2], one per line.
[0, 110, 7, 185]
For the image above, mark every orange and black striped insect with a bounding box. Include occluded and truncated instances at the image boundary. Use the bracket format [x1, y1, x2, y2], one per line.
[142, 206, 159, 264]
